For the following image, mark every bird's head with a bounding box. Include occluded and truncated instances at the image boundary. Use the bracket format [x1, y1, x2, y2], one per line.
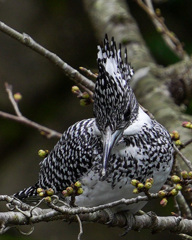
[93, 35, 139, 177]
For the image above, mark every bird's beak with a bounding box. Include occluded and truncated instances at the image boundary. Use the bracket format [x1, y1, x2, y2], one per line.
[101, 127, 122, 178]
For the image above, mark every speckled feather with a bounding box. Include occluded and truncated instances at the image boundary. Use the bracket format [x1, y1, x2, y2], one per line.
[14, 35, 174, 213]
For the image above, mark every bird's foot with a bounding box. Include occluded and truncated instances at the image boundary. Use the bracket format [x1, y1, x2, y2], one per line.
[145, 211, 159, 234]
[120, 212, 135, 236]
[146, 211, 156, 217]
[103, 208, 116, 225]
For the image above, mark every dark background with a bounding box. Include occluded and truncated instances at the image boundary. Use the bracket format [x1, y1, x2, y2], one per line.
[0, 0, 191, 239]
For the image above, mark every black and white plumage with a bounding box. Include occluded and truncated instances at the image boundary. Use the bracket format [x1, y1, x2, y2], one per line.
[14, 35, 174, 213]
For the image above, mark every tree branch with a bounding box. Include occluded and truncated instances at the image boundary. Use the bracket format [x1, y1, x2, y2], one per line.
[0, 83, 62, 138]
[174, 145, 192, 171]
[136, 0, 188, 60]
[1, 194, 192, 236]
[0, 21, 95, 96]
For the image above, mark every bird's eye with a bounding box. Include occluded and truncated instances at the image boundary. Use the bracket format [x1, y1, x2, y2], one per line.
[124, 107, 131, 121]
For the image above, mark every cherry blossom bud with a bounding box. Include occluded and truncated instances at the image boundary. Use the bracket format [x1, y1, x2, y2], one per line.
[77, 188, 83, 195]
[171, 175, 180, 183]
[181, 171, 188, 179]
[160, 198, 168, 207]
[158, 190, 167, 198]
[131, 179, 139, 186]
[14, 92, 22, 102]
[74, 181, 82, 188]
[71, 86, 80, 94]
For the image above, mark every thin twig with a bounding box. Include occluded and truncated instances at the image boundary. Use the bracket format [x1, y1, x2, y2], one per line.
[48, 193, 158, 215]
[76, 214, 83, 240]
[0, 21, 95, 95]
[180, 139, 192, 150]
[136, 0, 187, 60]
[5, 83, 22, 117]
[0, 83, 62, 139]
[77, 82, 94, 100]
[0, 110, 61, 138]
[175, 191, 192, 219]
[79, 66, 97, 79]
[0, 195, 32, 211]
[174, 145, 192, 171]
[179, 233, 192, 240]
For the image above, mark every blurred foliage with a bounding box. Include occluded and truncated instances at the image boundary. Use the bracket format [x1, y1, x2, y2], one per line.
[129, 0, 192, 65]
[129, 0, 192, 113]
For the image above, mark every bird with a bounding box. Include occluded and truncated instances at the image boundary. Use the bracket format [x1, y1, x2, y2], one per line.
[14, 35, 174, 214]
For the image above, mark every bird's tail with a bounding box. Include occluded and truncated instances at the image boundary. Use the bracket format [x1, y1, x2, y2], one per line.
[13, 184, 38, 201]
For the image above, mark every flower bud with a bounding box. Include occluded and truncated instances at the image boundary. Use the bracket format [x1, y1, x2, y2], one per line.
[46, 188, 54, 196]
[62, 190, 68, 197]
[171, 212, 177, 216]
[38, 149, 49, 158]
[82, 92, 90, 99]
[80, 99, 87, 106]
[175, 140, 182, 146]
[77, 188, 83, 195]
[133, 188, 139, 194]
[145, 182, 152, 189]
[146, 178, 154, 185]
[175, 184, 182, 191]
[66, 187, 73, 195]
[131, 179, 139, 186]
[170, 188, 178, 196]
[14, 92, 22, 102]
[182, 121, 192, 128]
[44, 196, 52, 203]
[40, 131, 46, 136]
[188, 171, 192, 178]
[171, 175, 181, 183]
[155, 8, 161, 16]
[170, 131, 180, 141]
[74, 181, 82, 188]
[39, 191, 45, 197]
[137, 183, 144, 189]
[156, 26, 163, 33]
[160, 198, 168, 207]
[37, 188, 44, 194]
[158, 190, 167, 198]
[71, 86, 80, 94]
[186, 188, 192, 193]
[181, 170, 188, 179]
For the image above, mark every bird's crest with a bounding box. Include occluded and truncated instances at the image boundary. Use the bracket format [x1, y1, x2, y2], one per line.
[94, 35, 137, 132]
[97, 34, 134, 85]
